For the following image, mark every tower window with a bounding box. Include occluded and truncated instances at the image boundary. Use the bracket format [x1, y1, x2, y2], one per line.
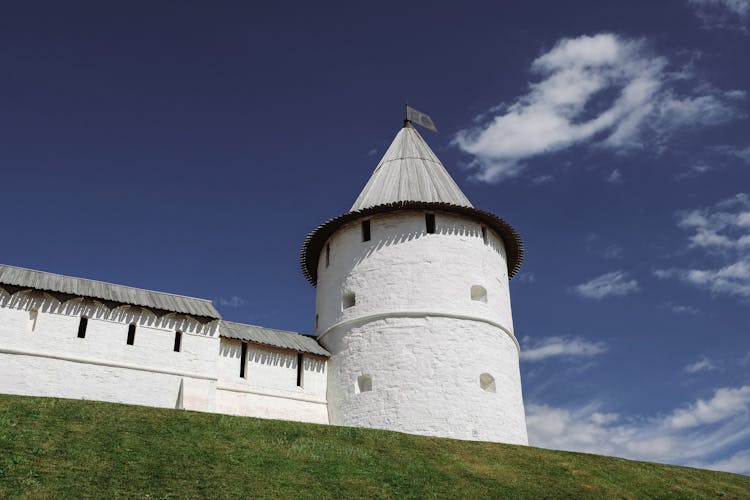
[481, 226, 488, 244]
[425, 213, 435, 234]
[471, 285, 487, 303]
[342, 291, 356, 309]
[297, 353, 304, 387]
[77, 317, 88, 339]
[480, 373, 496, 393]
[315, 314, 319, 330]
[240, 342, 248, 378]
[362, 220, 371, 242]
[174, 331, 182, 352]
[126, 324, 136, 345]
[326, 244, 331, 268]
[357, 374, 372, 393]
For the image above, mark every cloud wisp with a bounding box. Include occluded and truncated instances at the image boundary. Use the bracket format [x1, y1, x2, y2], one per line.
[573, 271, 639, 299]
[684, 356, 717, 374]
[453, 33, 742, 182]
[526, 384, 750, 475]
[655, 193, 750, 298]
[689, 0, 750, 30]
[521, 336, 607, 362]
[218, 296, 248, 309]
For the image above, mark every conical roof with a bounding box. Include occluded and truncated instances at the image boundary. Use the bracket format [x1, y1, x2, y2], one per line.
[351, 125, 473, 210]
[300, 123, 523, 286]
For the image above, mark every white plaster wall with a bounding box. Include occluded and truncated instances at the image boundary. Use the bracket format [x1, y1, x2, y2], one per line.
[0, 290, 219, 412]
[322, 316, 527, 444]
[216, 338, 328, 424]
[315, 210, 527, 444]
[315, 211, 513, 336]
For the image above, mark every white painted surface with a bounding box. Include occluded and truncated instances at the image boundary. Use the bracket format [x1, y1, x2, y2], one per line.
[316, 210, 528, 444]
[216, 339, 328, 424]
[0, 289, 329, 424]
[0, 290, 219, 411]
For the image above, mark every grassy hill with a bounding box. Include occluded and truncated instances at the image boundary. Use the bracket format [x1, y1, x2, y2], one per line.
[1, 395, 748, 498]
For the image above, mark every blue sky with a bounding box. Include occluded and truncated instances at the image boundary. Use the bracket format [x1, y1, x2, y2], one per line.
[2, 1, 749, 475]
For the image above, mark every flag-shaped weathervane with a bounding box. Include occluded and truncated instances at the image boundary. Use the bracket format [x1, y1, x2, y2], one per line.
[405, 105, 438, 132]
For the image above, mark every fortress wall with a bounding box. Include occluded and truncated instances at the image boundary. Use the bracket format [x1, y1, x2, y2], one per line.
[0, 290, 329, 422]
[0, 292, 220, 411]
[215, 339, 328, 424]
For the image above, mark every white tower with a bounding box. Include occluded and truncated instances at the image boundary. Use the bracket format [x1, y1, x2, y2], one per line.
[301, 121, 527, 444]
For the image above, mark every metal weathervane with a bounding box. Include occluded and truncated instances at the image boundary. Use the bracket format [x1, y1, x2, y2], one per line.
[405, 105, 438, 132]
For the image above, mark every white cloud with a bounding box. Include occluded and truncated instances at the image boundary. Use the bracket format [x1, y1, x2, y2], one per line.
[521, 336, 607, 362]
[526, 385, 750, 474]
[684, 356, 717, 374]
[664, 302, 702, 315]
[689, 449, 750, 476]
[715, 144, 750, 163]
[574, 271, 639, 299]
[603, 244, 624, 260]
[515, 272, 536, 284]
[656, 194, 750, 299]
[454, 33, 741, 182]
[531, 174, 554, 184]
[606, 169, 623, 184]
[668, 386, 750, 429]
[689, 0, 750, 30]
[218, 296, 247, 308]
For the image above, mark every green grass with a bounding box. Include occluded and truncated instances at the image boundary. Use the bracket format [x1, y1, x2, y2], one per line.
[0, 395, 748, 498]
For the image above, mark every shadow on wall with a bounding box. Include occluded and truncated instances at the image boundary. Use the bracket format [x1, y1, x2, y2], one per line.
[304, 356, 326, 373]
[0, 286, 217, 336]
[349, 214, 504, 270]
[252, 349, 293, 368]
[218, 340, 326, 373]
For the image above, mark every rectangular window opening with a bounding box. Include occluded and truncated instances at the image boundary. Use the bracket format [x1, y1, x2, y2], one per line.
[77, 316, 88, 339]
[174, 330, 182, 352]
[426, 213, 436, 234]
[297, 353, 304, 387]
[481, 226, 488, 244]
[126, 324, 136, 345]
[362, 220, 371, 242]
[325, 244, 331, 267]
[240, 342, 247, 378]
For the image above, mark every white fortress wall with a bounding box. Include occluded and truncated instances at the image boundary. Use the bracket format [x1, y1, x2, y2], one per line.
[316, 210, 527, 444]
[0, 288, 219, 411]
[216, 339, 328, 424]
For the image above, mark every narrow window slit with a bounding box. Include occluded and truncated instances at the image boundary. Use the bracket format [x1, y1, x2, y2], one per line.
[481, 226, 488, 244]
[174, 330, 182, 352]
[126, 324, 136, 345]
[426, 213, 435, 234]
[77, 317, 88, 339]
[362, 220, 371, 242]
[297, 353, 304, 387]
[240, 342, 247, 378]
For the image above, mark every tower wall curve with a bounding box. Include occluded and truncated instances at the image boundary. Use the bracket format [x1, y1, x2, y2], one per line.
[315, 210, 527, 444]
